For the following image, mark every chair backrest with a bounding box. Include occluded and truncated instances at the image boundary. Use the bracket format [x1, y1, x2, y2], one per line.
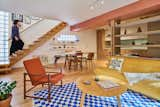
[75, 52, 83, 58]
[76, 52, 83, 56]
[87, 52, 94, 60]
[23, 58, 46, 85]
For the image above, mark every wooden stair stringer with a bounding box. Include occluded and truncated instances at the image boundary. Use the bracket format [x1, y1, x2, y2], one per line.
[9, 22, 67, 66]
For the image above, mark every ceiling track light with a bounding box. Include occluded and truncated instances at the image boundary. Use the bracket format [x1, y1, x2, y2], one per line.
[89, 0, 105, 10]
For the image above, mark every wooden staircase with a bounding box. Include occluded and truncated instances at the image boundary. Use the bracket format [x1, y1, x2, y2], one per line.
[0, 22, 67, 73]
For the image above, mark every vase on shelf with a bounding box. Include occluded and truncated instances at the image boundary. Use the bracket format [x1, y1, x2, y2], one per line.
[124, 29, 127, 35]
[137, 26, 142, 32]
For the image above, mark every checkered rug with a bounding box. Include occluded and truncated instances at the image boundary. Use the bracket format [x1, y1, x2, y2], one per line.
[33, 83, 160, 107]
[84, 90, 160, 107]
[33, 82, 82, 107]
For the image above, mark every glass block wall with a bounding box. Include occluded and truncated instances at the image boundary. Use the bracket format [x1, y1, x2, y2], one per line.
[0, 11, 9, 65]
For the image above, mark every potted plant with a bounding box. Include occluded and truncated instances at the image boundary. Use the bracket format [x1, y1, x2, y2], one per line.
[0, 81, 16, 107]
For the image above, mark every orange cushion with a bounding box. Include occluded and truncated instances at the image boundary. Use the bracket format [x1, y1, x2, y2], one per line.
[34, 73, 64, 85]
[50, 73, 64, 84]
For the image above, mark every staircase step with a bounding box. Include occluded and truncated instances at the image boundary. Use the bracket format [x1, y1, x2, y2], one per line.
[15, 50, 24, 55]
[23, 48, 30, 51]
[9, 56, 16, 60]
[28, 44, 35, 47]
[38, 36, 48, 40]
[34, 40, 41, 43]
[0, 67, 11, 73]
[22, 48, 30, 53]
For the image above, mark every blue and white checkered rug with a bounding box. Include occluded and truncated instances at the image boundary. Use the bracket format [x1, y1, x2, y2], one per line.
[33, 82, 82, 107]
[33, 82, 160, 107]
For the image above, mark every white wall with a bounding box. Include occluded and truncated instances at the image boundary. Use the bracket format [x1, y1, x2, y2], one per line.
[13, 26, 97, 68]
[20, 19, 61, 47]
[74, 30, 97, 53]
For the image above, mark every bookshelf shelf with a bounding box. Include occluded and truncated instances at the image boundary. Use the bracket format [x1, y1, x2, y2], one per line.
[116, 44, 160, 47]
[115, 30, 160, 37]
[115, 15, 160, 27]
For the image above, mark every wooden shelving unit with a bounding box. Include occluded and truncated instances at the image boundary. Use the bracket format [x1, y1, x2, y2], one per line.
[103, 14, 160, 58]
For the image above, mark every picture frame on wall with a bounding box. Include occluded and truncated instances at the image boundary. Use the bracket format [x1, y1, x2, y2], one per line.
[11, 13, 23, 22]
[24, 16, 31, 24]
[30, 16, 41, 20]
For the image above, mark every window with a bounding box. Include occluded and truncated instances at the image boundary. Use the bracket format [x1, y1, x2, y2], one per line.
[0, 11, 9, 65]
[57, 35, 79, 42]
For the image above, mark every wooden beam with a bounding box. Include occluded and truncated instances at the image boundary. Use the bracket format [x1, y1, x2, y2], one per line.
[71, 0, 160, 31]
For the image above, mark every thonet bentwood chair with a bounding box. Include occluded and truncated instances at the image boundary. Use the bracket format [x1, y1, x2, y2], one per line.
[23, 57, 64, 101]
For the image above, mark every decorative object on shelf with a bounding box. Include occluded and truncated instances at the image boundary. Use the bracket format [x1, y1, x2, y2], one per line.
[132, 41, 135, 45]
[11, 13, 23, 22]
[137, 26, 142, 32]
[146, 42, 150, 45]
[124, 28, 127, 35]
[146, 42, 154, 45]
[107, 34, 111, 37]
[0, 81, 16, 107]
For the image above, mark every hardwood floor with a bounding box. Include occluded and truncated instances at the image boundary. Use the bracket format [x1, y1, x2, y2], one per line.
[0, 63, 96, 107]
[0, 60, 159, 106]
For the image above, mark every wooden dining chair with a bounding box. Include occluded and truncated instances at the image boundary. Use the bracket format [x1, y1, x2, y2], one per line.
[84, 52, 94, 68]
[23, 57, 64, 101]
[68, 52, 83, 70]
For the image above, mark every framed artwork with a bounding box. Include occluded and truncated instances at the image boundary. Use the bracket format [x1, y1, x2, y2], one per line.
[11, 13, 23, 22]
[30, 16, 41, 20]
[24, 16, 31, 24]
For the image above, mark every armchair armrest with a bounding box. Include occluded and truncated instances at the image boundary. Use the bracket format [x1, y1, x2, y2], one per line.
[24, 72, 51, 85]
[46, 67, 63, 74]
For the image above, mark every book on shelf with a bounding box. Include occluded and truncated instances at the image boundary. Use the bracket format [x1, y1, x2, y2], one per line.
[97, 80, 120, 89]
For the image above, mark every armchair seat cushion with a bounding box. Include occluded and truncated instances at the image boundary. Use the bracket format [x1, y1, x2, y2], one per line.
[34, 73, 64, 85]
[50, 73, 64, 84]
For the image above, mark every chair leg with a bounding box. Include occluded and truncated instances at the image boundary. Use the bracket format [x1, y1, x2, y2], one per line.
[69, 61, 71, 70]
[42, 84, 44, 87]
[47, 84, 51, 102]
[85, 60, 88, 69]
[61, 80, 63, 87]
[64, 58, 67, 68]
[74, 62, 77, 71]
[80, 62, 83, 71]
[48, 76, 51, 102]
[24, 73, 26, 99]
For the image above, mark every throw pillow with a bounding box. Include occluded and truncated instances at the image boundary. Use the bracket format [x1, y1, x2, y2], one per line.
[109, 58, 124, 71]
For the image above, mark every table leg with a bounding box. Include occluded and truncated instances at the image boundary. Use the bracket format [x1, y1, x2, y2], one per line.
[117, 95, 121, 107]
[80, 92, 86, 107]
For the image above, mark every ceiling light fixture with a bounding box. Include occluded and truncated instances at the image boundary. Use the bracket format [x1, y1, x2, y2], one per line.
[89, 0, 105, 10]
